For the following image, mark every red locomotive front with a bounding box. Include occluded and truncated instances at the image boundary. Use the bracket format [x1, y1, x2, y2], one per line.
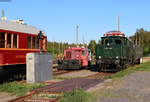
[57, 47, 91, 69]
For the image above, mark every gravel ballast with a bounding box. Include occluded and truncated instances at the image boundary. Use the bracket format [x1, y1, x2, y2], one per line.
[96, 71, 150, 102]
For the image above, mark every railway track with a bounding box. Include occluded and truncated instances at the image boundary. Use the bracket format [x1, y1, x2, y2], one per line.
[85, 72, 115, 79]
[9, 91, 60, 102]
[1, 63, 137, 84]
[9, 78, 104, 102]
[53, 68, 88, 76]
[9, 71, 115, 102]
[6, 64, 141, 102]
[53, 70, 73, 76]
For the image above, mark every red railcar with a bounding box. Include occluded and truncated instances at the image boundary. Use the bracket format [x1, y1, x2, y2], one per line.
[57, 47, 91, 69]
[0, 20, 47, 77]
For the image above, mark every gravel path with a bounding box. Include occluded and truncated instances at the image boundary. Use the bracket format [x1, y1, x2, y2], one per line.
[57, 69, 98, 78]
[96, 71, 150, 102]
[0, 92, 17, 102]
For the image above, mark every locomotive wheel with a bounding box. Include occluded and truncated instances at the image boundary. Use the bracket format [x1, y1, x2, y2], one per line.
[123, 64, 128, 70]
[137, 58, 141, 64]
[101, 64, 106, 72]
[116, 64, 121, 71]
[97, 64, 102, 72]
[88, 61, 91, 67]
[122, 65, 126, 70]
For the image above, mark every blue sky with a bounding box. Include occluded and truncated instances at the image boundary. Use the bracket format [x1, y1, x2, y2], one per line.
[0, 0, 150, 44]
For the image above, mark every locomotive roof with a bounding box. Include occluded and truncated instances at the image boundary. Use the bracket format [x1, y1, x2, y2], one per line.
[0, 20, 43, 35]
[104, 31, 125, 37]
[66, 47, 88, 51]
[102, 36, 126, 38]
[106, 31, 122, 33]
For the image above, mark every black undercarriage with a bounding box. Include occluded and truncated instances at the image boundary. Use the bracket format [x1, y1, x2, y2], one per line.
[0, 64, 26, 83]
[57, 59, 81, 70]
[96, 58, 127, 72]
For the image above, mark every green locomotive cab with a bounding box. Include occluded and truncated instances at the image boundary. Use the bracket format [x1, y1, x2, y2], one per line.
[96, 31, 143, 71]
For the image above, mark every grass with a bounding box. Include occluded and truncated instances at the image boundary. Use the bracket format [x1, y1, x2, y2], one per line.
[54, 76, 81, 80]
[32, 93, 61, 99]
[60, 89, 95, 102]
[0, 62, 149, 101]
[0, 82, 46, 96]
[54, 62, 150, 102]
[93, 62, 150, 101]
[108, 61, 150, 79]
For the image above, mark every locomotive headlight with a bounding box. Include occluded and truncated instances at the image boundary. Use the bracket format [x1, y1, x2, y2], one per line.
[99, 56, 101, 59]
[76, 55, 79, 58]
[116, 56, 119, 59]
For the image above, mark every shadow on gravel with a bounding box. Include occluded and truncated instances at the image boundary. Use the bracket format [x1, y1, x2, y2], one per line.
[88, 65, 99, 72]
[87, 65, 118, 74]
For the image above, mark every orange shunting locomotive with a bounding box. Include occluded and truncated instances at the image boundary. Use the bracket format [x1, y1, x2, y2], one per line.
[57, 47, 91, 69]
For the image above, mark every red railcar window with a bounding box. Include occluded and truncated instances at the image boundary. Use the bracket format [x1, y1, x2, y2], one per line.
[13, 34, 18, 48]
[28, 36, 39, 49]
[36, 37, 39, 49]
[33, 36, 39, 49]
[0, 32, 5, 48]
[32, 37, 36, 49]
[7, 33, 11, 48]
[28, 36, 31, 48]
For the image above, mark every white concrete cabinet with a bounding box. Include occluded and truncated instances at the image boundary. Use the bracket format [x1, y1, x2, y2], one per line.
[26, 53, 52, 83]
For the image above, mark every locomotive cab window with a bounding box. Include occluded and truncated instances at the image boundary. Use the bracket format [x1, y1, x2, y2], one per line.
[104, 38, 113, 45]
[0, 32, 5, 48]
[104, 39, 108, 45]
[115, 39, 122, 45]
[82, 51, 86, 56]
[66, 51, 71, 58]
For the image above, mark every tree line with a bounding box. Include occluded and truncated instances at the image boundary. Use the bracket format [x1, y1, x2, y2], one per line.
[130, 28, 150, 55]
[47, 28, 150, 57]
[47, 42, 87, 55]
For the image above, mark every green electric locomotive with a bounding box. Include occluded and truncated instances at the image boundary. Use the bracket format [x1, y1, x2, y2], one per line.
[96, 31, 143, 71]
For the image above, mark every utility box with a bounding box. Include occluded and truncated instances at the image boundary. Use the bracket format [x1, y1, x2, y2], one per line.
[26, 53, 52, 83]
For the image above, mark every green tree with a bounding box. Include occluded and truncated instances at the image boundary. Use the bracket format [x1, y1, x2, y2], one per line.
[130, 28, 150, 55]
[88, 40, 96, 55]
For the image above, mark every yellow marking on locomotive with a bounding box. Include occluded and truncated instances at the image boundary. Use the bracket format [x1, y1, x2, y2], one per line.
[0, 48, 47, 51]
[0, 63, 25, 66]
[15, 55, 26, 58]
